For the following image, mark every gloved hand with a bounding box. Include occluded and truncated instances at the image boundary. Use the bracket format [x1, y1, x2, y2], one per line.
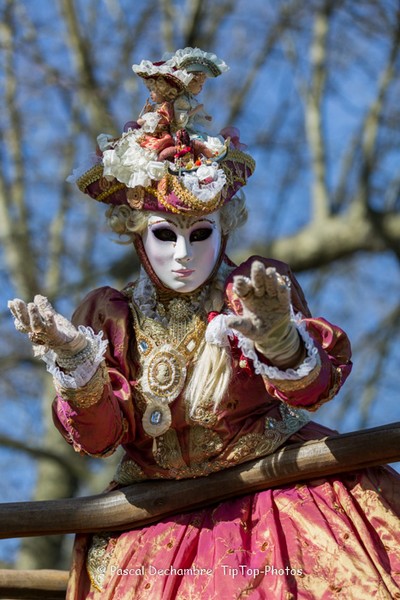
[8, 295, 87, 356]
[226, 261, 304, 369]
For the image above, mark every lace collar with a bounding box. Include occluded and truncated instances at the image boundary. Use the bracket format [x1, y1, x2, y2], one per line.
[130, 268, 209, 326]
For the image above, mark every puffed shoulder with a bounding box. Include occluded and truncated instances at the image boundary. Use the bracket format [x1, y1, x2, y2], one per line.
[71, 285, 133, 332]
[70, 285, 136, 372]
[224, 256, 311, 318]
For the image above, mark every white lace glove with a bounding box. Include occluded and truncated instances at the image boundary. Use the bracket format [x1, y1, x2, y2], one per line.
[8, 295, 87, 358]
[225, 261, 304, 369]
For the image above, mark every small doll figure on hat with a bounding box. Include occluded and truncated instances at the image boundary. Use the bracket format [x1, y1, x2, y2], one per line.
[133, 59, 223, 163]
[158, 123, 218, 164]
[135, 76, 179, 159]
[97, 56, 226, 188]
[136, 78, 216, 163]
[172, 71, 212, 136]
[163, 47, 229, 141]
[68, 49, 236, 193]
[97, 64, 190, 188]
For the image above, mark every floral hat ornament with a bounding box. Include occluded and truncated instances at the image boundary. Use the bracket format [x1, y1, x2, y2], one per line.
[76, 48, 255, 216]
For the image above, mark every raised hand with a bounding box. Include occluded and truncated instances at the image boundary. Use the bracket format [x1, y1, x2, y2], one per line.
[8, 295, 86, 355]
[226, 261, 303, 368]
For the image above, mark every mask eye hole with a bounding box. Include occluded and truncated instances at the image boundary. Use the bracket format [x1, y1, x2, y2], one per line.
[152, 228, 177, 242]
[190, 228, 212, 242]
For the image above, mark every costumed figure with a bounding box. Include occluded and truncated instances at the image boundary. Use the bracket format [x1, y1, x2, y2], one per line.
[135, 77, 177, 157]
[161, 47, 243, 162]
[96, 56, 227, 192]
[8, 49, 400, 600]
[96, 61, 192, 189]
[131, 62, 219, 164]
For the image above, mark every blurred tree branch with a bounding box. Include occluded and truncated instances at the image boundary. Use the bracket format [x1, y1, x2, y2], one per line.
[305, 0, 334, 221]
[242, 2, 400, 269]
[0, 433, 86, 481]
[0, 4, 38, 298]
[59, 0, 116, 134]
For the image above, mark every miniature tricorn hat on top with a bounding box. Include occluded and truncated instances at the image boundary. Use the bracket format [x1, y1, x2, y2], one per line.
[76, 50, 255, 217]
[131, 59, 193, 93]
[162, 47, 229, 77]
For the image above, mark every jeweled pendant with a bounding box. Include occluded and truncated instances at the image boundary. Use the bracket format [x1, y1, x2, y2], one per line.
[150, 409, 162, 425]
[139, 340, 149, 352]
[142, 345, 186, 402]
[142, 402, 172, 438]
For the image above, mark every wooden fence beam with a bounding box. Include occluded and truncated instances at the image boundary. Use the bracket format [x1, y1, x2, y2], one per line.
[0, 569, 68, 599]
[0, 422, 399, 540]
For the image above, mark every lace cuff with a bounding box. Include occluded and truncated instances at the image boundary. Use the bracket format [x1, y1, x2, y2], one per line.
[42, 326, 108, 389]
[205, 311, 320, 381]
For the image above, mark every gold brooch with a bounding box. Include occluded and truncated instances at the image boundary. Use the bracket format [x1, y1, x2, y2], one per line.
[141, 345, 187, 437]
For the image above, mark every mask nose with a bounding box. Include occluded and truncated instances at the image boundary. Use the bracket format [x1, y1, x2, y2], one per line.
[174, 235, 192, 263]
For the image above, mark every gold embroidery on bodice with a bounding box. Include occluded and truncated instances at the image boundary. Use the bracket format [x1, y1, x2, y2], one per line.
[114, 284, 311, 482]
[130, 293, 206, 442]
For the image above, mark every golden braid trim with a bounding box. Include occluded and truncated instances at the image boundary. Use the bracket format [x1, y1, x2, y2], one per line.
[55, 364, 109, 409]
[76, 164, 104, 192]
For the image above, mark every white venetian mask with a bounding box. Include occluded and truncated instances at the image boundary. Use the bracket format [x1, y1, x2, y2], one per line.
[142, 211, 222, 293]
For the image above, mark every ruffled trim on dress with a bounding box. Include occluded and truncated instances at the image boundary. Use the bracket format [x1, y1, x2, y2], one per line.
[131, 268, 210, 326]
[139, 112, 162, 133]
[205, 309, 320, 380]
[42, 326, 108, 389]
[132, 268, 168, 326]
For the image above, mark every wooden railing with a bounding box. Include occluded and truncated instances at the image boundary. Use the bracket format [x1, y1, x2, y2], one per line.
[0, 570, 68, 599]
[1, 422, 399, 598]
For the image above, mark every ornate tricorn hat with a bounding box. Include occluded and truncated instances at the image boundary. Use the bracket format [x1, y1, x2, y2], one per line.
[76, 147, 255, 216]
[75, 49, 254, 216]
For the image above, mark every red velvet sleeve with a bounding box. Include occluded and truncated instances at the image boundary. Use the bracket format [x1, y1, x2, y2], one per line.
[52, 286, 138, 457]
[225, 256, 352, 411]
